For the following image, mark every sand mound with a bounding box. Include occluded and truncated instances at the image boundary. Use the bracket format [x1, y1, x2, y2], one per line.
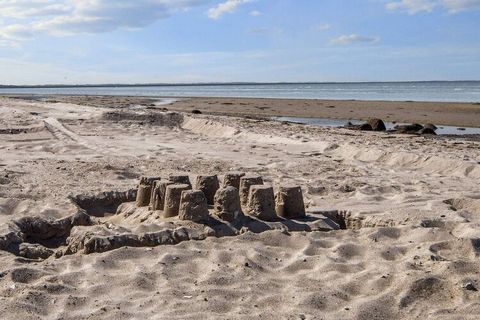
[101, 111, 184, 127]
[0, 124, 45, 135]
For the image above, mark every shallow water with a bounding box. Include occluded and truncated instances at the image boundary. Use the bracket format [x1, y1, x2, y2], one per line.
[1, 81, 480, 102]
[273, 116, 480, 135]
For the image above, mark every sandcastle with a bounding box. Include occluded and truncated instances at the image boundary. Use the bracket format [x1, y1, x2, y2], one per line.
[0, 172, 339, 259]
[133, 172, 307, 223]
[135, 176, 160, 207]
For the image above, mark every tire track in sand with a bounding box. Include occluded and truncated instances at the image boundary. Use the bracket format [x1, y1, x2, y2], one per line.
[43, 117, 111, 155]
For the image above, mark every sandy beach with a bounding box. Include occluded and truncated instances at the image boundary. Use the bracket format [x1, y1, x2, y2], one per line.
[6, 95, 479, 127]
[1, 95, 480, 319]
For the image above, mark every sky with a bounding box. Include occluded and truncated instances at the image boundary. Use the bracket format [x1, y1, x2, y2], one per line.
[0, 0, 479, 85]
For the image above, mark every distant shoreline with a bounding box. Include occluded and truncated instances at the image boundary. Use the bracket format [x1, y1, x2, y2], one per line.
[1, 80, 479, 89]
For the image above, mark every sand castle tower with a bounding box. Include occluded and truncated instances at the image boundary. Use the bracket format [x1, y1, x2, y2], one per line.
[275, 186, 306, 219]
[133, 173, 307, 224]
[239, 176, 264, 207]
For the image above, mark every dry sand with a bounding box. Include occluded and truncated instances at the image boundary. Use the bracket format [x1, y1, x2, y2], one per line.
[1, 96, 480, 319]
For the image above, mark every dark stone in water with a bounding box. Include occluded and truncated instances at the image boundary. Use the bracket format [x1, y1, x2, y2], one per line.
[367, 118, 386, 131]
[345, 122, 372, 131]
[418, 128, 437, 135]
[423, 123, 438, 131]
[394, 123, 424, 134]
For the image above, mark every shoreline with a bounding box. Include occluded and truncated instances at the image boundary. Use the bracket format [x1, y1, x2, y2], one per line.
[3, 94, 480, 127]
[2, 92, 480, 104]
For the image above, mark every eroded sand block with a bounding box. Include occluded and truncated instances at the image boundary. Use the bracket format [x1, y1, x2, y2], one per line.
[247, 185, 277, 221]
[179, 190, 210, 222]
[214, 186, 243, 222]
[136, 177, 160, 207]
[239, 176, 264, 207]
[65, 203, 338, 255]
[275, 186, 306, 219]
[163, 184, 191, 218]
[19, 243, 54, 260]
[222, 172, 246, 189]
[136, 185, 152, 207]
[149, 180, 161, 209]
[140, 176, 161, 186]
[169, 175, 192, 188]
[71, 189, 137, 216]
[196, 175, 220, 205]
[150, 180, 173, 210]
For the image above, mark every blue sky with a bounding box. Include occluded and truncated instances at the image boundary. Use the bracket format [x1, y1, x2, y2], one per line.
[0, 0, 479, 85]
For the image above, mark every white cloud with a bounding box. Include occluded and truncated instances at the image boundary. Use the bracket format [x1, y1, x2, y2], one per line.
[386, 0, 480, 14]
[444, 0, 480, 12]
[248, 27, 282, 35]
[0, 24, 34, 40]
[330, 34, 380, 45]
[0, 0, 211, 43]
[0, 0, 71, 19]
[208, 0, 251, 19]
[0, 24, 35, 46]
[386, 0, 436, 14]
[250, 10, 261, 16]
[313, 24, 332, 32]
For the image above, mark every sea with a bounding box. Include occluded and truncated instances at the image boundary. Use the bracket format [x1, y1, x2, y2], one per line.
[0, 81, 479, 103]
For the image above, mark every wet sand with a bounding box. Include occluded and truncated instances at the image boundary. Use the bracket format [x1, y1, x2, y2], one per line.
[169, 97, 480, 128]
[3, 94, 480, 127]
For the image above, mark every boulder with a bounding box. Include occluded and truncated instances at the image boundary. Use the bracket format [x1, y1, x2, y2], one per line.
[367, 118, 386, 131]
[423, 123, 438, 131]
[394, 123, 423, 134]
[345, 122, 373, 131]
[418, 128, 437, 135]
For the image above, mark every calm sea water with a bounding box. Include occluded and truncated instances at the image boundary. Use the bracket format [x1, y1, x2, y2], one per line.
[1, 81, 479, 102]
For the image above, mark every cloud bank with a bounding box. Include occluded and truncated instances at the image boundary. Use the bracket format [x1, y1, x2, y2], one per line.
[0, 0, 258, 45]
[330, 34, 380, 45]
[386, 0, 480, 14]
[0, 0, 210, 43]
